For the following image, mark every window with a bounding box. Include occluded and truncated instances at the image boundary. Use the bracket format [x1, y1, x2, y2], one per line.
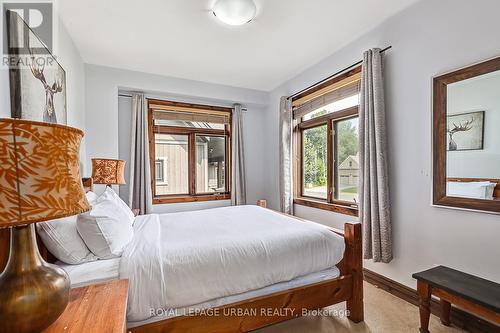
[148, 99, 231, 204]
[196, 135, 226, 193]
[334, 116, 359, 203]
[303, 125, 327, 199]
[293, 67, 361, 216]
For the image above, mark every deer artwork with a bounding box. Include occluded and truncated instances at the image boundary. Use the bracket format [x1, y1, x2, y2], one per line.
[447, 118, 474, 151]
[29, 56, 64, 123]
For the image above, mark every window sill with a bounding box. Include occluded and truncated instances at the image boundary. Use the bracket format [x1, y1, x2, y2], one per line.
[153, 193, 231, 205]
[294, 197, 358, 217]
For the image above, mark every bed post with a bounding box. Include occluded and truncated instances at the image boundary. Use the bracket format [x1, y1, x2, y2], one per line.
[344, 222, 363, 322]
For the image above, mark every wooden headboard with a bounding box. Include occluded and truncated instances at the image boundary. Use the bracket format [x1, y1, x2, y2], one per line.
[0, 178, 94, 271]
[447, 178, 500, 198]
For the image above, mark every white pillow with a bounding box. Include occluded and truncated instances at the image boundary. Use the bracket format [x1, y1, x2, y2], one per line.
[77, 188, 135, 259]
[86, 191, 99, 205]
[447, 181, 496, 200]
[485, 183, 497, 200]
[36, 216, 97, 265]
[94, 187, 134, 220]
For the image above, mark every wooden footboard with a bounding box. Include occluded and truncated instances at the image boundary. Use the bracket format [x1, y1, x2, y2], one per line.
[129, 221, 363, 333]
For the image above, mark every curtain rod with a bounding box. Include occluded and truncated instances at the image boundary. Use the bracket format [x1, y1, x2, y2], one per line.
[287, 45, 392, 100]
[118, 94, 248, 111]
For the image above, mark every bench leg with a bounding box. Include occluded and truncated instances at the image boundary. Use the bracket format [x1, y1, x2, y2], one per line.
[417, 281, 431, 333]
[440, 300, 451, 326]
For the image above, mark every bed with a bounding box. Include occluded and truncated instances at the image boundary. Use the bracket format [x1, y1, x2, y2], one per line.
[0, 178, 363, 333]
[447, 178, 500, 200]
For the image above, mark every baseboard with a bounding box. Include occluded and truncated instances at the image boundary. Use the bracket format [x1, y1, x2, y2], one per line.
[363, 269, 499, 333]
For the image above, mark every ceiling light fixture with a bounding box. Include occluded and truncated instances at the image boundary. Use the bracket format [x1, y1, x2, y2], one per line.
[212, 0, 257, 26]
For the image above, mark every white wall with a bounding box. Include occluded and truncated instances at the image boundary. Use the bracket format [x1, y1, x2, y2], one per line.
[447, 71, 500, 178]
[57, 20, 87, 170]
[0, 19, 86, 168]
[264, 0, 500, 287]
[86, 64, 268, 212]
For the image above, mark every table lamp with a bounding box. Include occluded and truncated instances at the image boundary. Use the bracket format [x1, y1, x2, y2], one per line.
[0, 118, 90, 333]
[91, 158, 126, 187]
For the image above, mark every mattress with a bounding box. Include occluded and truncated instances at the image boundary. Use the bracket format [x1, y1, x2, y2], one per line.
[127, 266, 340, 328]
[57, 258, 121, 288]
[58, 259, 339, 327]
[120, 205, 345, 322]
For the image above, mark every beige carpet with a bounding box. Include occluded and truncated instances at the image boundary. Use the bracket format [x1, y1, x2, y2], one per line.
[255, 282, 466, 333]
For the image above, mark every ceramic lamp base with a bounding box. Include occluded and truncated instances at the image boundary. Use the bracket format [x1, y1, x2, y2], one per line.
[0, 225, 70, 333]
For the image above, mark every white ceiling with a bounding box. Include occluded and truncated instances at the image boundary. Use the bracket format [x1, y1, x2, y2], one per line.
[58, 0, 419, 91]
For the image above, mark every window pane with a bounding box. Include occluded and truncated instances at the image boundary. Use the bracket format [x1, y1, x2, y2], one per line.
[196, 136, 226, 193]
[303, 94, 359, 121]
[155, 134, 188, 195]
[335, 117, 359, 203]
[155, 160, 164, 182]
[303, 125, 327, 199]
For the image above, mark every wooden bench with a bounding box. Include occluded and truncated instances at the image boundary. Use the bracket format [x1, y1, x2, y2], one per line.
[412, 266, 500, 333]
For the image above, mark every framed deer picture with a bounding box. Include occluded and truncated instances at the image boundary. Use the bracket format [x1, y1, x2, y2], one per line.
[6, 11, 67, 124]
[446, 111, 484, 151]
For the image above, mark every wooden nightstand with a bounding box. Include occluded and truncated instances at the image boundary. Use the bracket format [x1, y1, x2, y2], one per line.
[43, 279, 129, 333]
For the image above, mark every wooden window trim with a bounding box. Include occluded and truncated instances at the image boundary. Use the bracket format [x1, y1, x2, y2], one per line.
[148, 99, 232, 204]
[293, 68, 361, 217]
[294, 198, 358, 217]
[153, 194, 231, 205]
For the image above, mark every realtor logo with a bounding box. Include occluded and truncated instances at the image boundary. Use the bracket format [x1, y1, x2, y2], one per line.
[2, 2, 53, 55]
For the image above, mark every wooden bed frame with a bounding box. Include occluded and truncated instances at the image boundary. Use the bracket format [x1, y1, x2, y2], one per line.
[0, 179, 363, 333]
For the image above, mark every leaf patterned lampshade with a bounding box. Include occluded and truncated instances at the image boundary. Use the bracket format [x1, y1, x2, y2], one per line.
[0, 118, 90, 228]
[91, 159, 126, 185]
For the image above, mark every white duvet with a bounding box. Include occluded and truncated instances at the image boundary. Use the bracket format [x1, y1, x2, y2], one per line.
[120, 205, 345, 322]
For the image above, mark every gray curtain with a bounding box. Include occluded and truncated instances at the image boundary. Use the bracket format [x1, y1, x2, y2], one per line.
[128, 93, 153, 214]
[231, 104, 246, 205]
[359, 48, 392, 263]
[279, 97, 293, 214]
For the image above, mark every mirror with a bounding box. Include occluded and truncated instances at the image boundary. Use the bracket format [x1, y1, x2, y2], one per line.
[446, 70, 500, 199]
[433, 57, 500, 213]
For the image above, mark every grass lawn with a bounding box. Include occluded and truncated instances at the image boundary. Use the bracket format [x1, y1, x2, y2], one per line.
[341, 186, 358, 194]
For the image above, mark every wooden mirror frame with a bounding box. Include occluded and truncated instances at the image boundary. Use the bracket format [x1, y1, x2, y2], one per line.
[433, 56, 500, 213]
